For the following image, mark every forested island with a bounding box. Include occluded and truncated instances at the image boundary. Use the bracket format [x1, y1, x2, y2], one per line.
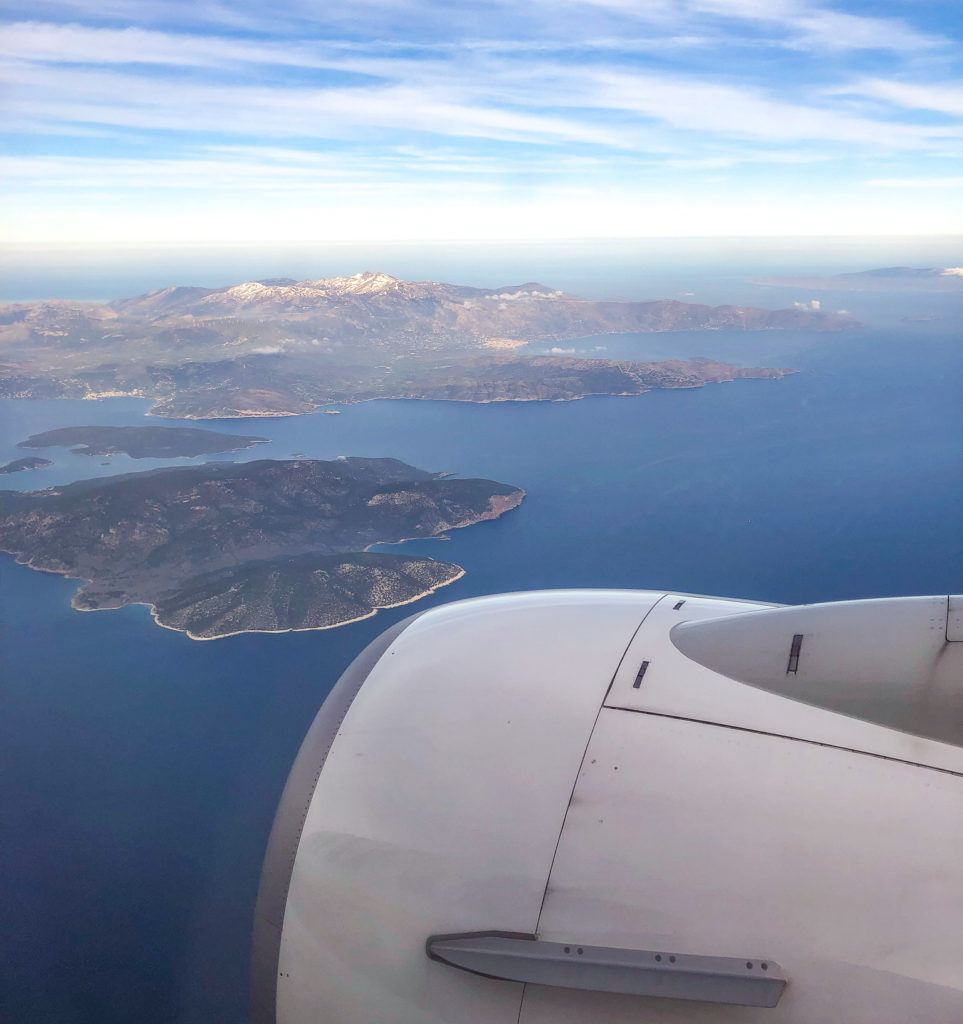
[0, 457, 523, 639]
[17, 425, 269, 459]
[0, 456, 53, 475]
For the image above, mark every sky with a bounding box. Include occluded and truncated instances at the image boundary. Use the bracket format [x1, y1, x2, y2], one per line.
[2, 0, 962, 244]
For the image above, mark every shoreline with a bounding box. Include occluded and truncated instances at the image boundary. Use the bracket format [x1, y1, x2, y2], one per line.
[1, 446, 525, 642]
[2, 364, 796, 421]
[148, 565, 466, 641]
[15, 430, 271, 458]
[142, 374, 795, 419]
[56, 438, 271, 458]
[1, 548, 466, 642]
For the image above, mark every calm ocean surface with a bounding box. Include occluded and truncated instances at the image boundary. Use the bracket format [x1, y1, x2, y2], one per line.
[1, 249, 961, 1023]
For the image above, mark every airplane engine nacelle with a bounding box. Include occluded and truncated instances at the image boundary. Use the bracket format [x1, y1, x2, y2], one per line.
[253, 590, 963, 1024]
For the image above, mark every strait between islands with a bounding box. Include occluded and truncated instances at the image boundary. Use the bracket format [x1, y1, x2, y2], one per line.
[0, 457, 524, 640]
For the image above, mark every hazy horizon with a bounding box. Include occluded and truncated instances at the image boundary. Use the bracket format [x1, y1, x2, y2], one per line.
[2, 234, 960, 306]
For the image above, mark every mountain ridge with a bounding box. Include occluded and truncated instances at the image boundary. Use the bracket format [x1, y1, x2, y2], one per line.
[0, 271, 850, 417]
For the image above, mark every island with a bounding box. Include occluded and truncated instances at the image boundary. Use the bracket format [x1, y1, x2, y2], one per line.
[751, 266, 963, 292]
[0, 272, 854, 417]
[0, 457, 524, 640]
[0, 456, 53, 475]
[17, 425, 269, 459]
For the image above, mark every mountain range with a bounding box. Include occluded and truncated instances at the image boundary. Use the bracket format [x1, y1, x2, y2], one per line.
[0, 272, 856, 417]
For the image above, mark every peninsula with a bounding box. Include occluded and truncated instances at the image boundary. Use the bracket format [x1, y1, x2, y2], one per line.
[0, 457, 524, 639]
[17, 425, 269, 459]
[0, 272, 853, 418]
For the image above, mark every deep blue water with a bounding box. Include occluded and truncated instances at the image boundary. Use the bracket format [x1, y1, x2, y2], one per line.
[1, 261, 961, 1023]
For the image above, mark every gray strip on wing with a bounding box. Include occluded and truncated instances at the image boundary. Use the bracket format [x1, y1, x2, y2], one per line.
[426, 932, 787, 1008]
[250, 611, 426, 1024]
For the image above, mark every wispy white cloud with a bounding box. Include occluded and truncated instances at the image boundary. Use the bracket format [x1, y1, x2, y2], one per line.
[5, 0, 952, 60]
[837, 78, 963, 118]
[3, 16, 957, 154]
[691, 0, 796, 16]
[502, 66, 960, 149]
[697, 1, 944, 52]
[1, 18, 719, 76]
[567, 0, 946, 53]
[867, 176, 963, 189]
[0, 21, 353, 69]
[0, 149, 611, 190]
[0, 153, 381, 190]
[4, 30, 959, 176]
[2, 0, 960, 242]
[2, 60, 629, 147]
[661, 149, 829, 168]
[3, 0, 273, 31]
[787, 10, 943, 53]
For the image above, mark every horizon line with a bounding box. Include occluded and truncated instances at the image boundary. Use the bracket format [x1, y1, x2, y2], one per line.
[2, 233, 962, 252]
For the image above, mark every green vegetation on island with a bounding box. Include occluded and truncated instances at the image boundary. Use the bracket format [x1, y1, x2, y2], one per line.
[0, 456, 54, 475]
[0, 457, 524, 640]
[18, 425, 269, 459]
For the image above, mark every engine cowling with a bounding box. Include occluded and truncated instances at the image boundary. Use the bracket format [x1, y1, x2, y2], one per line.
[253, 590, 963, 1024]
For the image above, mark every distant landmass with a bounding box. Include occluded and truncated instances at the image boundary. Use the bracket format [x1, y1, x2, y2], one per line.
[0, 272, 853, 417]
[18, 425, 269, 459]
[751, 266, 963, 292]
[0, 457, 523, 639]
[0, 456, 53, 475]
[144, 355, 795, 419]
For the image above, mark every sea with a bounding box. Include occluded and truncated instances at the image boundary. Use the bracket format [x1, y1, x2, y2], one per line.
[1, 238, 961, 1023]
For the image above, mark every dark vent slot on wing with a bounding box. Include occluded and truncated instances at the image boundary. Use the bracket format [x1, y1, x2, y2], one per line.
[786, 634, 804, 675]
[633, 661, 650, 689]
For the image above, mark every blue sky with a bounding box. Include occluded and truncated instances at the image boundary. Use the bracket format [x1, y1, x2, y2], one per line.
[2, 0, 961, 243]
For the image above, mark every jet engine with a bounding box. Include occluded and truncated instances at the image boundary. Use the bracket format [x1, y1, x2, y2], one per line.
[252, 590, 963, 1023]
